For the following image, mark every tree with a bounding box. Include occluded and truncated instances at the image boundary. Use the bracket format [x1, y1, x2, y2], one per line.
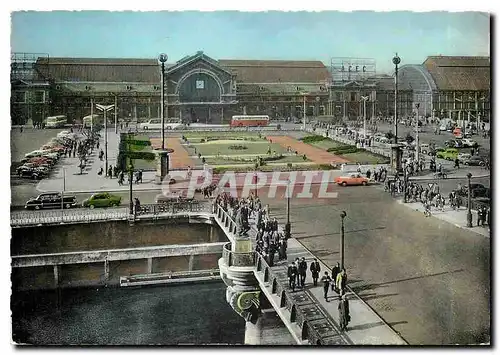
[405, 133, 415, 144]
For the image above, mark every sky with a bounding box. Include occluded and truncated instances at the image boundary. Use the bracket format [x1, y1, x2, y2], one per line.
[10, 11, 490, 74]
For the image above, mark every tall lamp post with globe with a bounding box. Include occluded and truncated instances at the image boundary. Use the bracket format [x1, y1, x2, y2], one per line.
[158, 53, 168, 150]
[391, 53, 402, 173]
[155, 53, 171, 184]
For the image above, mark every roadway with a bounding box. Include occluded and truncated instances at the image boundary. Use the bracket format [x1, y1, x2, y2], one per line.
[256, 183, 490, 345]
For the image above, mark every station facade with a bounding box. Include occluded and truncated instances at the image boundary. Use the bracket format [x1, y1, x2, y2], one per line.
[10, 52, 490, 125]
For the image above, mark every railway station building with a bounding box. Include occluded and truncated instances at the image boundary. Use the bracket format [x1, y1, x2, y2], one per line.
[10, 52, 490, 126]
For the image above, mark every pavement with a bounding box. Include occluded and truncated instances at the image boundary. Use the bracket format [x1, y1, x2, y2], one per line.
[396, 199, 490, 238]
[275, 238, 407, 345]
[243, 203, 407, 345]
[258, 185, 490, 345]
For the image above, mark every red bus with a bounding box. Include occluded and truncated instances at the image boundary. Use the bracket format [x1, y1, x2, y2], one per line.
[231, 115, 269, 127]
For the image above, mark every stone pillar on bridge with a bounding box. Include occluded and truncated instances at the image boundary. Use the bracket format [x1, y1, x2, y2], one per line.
[390, 144, 403, 173]
[219, 237, 262, 345]
[154, 149, 171, 185]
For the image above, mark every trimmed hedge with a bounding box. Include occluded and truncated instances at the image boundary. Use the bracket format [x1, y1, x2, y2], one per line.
[327, 145, 363, 155]
[211, 164, 338, 175]
[302, 135, 327, 143]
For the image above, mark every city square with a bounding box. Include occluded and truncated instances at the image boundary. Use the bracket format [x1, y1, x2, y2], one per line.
[8, 10, 491, 346]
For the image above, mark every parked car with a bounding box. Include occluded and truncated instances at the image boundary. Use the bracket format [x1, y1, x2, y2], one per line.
[139, 118, 182, 130]
[420, 144, 431, 154]
[436, 148, 459, 161]
[25, 192, 78, 210]
[458, 184, 490, 199]
[155, 192, 194, 204]
[82, 193, 122, 208]
[458, 153, 472, 162]
[463, 156, 486, 166]
[334, 173, 369, 186]
[16, 166, 48, 179]
[444, 140, 463, 149]
[462, 138, 478, 148]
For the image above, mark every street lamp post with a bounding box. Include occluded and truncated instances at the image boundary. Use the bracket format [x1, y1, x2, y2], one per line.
[60, 167, 66, 212]
[159, 53, 168, 150]
[285, 179, 291, 239]
[95, 104, 114, 176]
[129, 163, 134, 216]
[466, 173, 473, 227]
[392, 54, 401, 144]
[114, 95, 118, 134]
[361, 96, 369, 145]
[340, 211, 347, 271]
[403, 163, 408, 203]
[415, 103, 420, 163]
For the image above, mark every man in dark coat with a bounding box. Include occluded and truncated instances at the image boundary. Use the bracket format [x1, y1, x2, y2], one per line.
[338, 292, 350, 331]
[294, 258, 301, 286]
[331, 262, 341, 293]
[320, 272, 331, 301]
[287, 262, 298, 292]
[299, 257, 307, 288]
[310, 258, 321, 286]
[278, 234, 287, 261]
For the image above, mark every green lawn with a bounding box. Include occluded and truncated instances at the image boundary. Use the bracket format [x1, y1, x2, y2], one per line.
[190, 141, 287, 156]
[310, 139, 342, 150]
[183, 131, 261, 139]
[205, 154, 308, 165]
[339, 151, 389, 164]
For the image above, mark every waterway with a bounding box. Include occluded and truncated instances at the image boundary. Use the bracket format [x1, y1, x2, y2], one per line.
[12, 221, 226, 255]
[12, 281, 245, 345]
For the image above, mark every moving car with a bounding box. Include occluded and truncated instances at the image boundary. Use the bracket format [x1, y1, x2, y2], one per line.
[436, 148, 459, 161]
[82, 192, 122, 208]
[453, 127, 463, 139]
[25, 192, 78, 210]
[334, 173, 369, 186]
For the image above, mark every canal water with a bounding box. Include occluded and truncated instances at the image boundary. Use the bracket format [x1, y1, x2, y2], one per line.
[12, 281, 245, 345]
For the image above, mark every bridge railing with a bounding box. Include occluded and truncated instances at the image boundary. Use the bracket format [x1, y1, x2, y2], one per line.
[137, 201, 210, 216]
[11, 201, 212, 227]
[214, 204, 238, 236]
[255, 253, 347, 345]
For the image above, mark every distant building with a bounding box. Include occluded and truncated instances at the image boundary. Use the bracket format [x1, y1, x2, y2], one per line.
[10, 51, 331, 125]
[398, 56, 491, 122]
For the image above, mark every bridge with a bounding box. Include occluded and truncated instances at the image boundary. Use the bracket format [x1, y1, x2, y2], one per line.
[214, 204, 407, 345]
[10, 201, 211, 227]
[10, 199, 407, 345]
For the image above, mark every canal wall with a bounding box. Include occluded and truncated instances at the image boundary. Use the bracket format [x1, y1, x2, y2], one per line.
[11, 217, 227, 291]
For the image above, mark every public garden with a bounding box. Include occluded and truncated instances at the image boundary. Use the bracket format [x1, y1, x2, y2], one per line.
[116, 131, 390, 173]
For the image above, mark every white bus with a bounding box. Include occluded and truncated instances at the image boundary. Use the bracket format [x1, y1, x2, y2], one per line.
[139, 118, 183, 130]
[44, 115, 67, 128]
[83, 114, 103, 128]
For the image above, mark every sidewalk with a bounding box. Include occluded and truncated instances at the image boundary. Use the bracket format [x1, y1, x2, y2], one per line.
[264, 238, 407, 345]
[36, 130, 163, 193]
[397, 200, 490, 238]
